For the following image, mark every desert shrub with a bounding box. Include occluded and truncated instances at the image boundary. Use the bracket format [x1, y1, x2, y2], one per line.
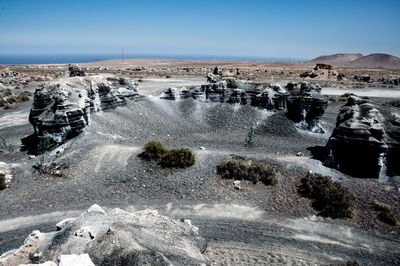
[217, 159, 278, 186]
[0, 173, 6, 190]
[140, 140, 168, 160]
[298, 173, 355, 219]
[373, 201, 397, 226]
[160, 148, 195, 168]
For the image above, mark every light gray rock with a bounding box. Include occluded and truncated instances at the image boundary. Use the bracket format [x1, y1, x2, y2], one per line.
[58, 254, 95, 266]
[29, 75, 140, 147]
[0, 205, 207, 266]
[87, 204, 105, 214]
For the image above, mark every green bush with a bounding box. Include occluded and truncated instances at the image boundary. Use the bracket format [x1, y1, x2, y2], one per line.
[298, 173, 355, 219]
[140, 140, 168, 160]
[160, 148, 195, 168]
[217, 159, 278, 186]
[0, 173, 6, 190]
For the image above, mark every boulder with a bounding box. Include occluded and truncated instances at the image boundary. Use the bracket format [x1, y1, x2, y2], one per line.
[0, 205, 207, 266]
[29, 75, 140, 147]
[326, 96, 400, 178]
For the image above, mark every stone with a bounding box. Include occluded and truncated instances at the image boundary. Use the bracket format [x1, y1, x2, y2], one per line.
[58, 254, 95, 266]
[87, 204, 105, 214]
[0, 206, 207, 265]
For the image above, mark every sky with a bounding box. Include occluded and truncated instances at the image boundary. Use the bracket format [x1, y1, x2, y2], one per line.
[0, 0, 399, 60]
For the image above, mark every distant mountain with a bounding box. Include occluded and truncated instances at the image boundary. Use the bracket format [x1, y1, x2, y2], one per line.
[309, 53, 400, 69]
[350, 53, 400, 69]
[309, 53, 364, 65]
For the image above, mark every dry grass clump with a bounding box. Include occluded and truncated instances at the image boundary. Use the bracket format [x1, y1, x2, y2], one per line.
[139, 141, 195, 169]
[373, 201, 397, 226]
[160, 148, 195, 168]
[216, 158, 278, 186]
[298, 173, 355, 219]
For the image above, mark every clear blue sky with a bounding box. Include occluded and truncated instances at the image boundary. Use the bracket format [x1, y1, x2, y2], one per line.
[0, 0, 399, 59]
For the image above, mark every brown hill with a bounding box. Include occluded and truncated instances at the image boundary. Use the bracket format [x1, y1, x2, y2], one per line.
[309, 53, 364, 65]
[309, 53, 400, 69]
[350, 53, 400, 69]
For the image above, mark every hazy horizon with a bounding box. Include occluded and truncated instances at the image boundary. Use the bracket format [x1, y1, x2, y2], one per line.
[0, 0, 399, 60]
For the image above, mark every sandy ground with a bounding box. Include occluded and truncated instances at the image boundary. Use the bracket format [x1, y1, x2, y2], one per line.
[0, 68, 399, 265]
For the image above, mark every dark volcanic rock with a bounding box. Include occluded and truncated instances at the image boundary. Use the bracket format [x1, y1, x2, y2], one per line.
[0, 205, 207, 265]
[314, 63, 333, 70]
[29, 76, 140, 147]
[160, 78, 328, 133]
[326, 96, 400, 178]
[68, 65, 85, 77]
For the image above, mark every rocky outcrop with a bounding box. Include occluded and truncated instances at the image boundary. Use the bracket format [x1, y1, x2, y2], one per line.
[326, 96, 400, 178]
[0, 205, 207, 266]
[161, 78, 328, 133]
[68, 65, 85, 77]
[300, 64, 340, 80]
[29, 75, 140, 147]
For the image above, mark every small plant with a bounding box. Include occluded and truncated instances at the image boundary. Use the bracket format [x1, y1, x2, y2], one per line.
[298, 173, 355, 219]
[38, 131, 56, 154]
[0, 137, 15, 153]
[160, 148, 196, 168]
[140, 140, 168, 160]
[217, 158, 278, 186]
[373, 201, 397, 226]
[0, 173, 6, 190]
[246, 124, 256, 148]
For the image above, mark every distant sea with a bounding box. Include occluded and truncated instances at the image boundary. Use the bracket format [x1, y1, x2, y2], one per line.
[0, 54, 306, 65]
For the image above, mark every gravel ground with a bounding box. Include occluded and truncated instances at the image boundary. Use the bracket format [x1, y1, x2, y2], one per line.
[0, 81, 399, 265]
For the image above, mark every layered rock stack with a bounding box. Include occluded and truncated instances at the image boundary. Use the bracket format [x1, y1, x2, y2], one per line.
[326, 96, 400, 178]
[0, 205, 207, 265]
[29, 75, 140, 147]
[161, 77, 328, 133]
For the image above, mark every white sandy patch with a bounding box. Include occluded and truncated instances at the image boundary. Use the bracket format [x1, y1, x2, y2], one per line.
[138, 78, 204, 97]
[276, 156, 344, 181]
[0, 109, 29, 128]
[165, 203, 264, 220]
[0, 210, 82, 233]
[93, 144, 140, 172]
[322, 87, 400, 98]
[294, 234, 353, 249]
[283, 216, 373, 252]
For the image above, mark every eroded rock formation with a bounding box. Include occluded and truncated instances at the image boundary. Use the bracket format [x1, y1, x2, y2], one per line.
[0, 205, 207, 265]
[161, 78, 328, 132]
[326, 96, 400, 178]
[29, 75, 140, 147]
